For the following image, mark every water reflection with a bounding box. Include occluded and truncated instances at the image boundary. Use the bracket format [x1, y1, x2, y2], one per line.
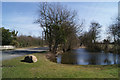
[56, 48, 120, 65]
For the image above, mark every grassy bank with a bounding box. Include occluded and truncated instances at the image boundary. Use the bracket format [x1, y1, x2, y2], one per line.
[2, 52, 119, 78]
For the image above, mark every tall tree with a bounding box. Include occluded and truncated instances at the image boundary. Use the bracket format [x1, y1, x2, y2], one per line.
[89, 22, 102, 44]
[79, 22, 102, 51]
[108, 17, 120, 53]
[35, 2, 79, 54]
[109, 17, 120, 44]
[1, 27, 13, 45]
[109, 24, 118, 43]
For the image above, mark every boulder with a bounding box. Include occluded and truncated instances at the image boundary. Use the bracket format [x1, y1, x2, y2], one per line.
[24, 55, 37, 63]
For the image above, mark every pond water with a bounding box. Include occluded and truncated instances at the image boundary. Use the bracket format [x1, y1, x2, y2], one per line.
[56, 48, 120, 65]
[1, 50, 26, 61]
[1, 47, 49, 61]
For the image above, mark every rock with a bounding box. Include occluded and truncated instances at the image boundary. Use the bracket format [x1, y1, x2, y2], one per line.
[24, 55, 37, 63]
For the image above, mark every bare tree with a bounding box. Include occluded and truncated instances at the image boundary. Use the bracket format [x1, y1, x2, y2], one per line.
[108, 17, 120, 53]
[79, 22, 102, 51]
[35, 2, 79, 54]
[89, 22, 102, 44]
[109, 23, 118, 43]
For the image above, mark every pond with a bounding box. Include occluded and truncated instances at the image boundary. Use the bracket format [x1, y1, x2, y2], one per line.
[56, 48, 120, 65]
[1, 47, 49, 61]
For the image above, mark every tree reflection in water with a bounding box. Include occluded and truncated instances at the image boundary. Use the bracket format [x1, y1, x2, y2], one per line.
[56, 48, 120, 65]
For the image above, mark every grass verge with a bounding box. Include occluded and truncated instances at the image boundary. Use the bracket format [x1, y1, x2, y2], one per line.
[2, 52, 119, 78]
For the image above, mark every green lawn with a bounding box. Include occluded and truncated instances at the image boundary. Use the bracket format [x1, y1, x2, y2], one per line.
[2, 52, 119, 78]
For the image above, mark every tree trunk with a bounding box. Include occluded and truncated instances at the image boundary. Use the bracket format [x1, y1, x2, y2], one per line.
[49, 29, 52, 51]
[53, 42, 58, 54]
[49, 44, 52, 51]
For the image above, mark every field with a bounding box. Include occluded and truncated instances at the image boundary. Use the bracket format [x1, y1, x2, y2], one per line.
[2, 52, 119, 79]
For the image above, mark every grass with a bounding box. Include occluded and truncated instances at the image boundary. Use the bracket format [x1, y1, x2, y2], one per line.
[2, 52, 119, 78]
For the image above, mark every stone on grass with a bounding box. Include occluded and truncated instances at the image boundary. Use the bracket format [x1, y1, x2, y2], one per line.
[24, 55, 37, 63]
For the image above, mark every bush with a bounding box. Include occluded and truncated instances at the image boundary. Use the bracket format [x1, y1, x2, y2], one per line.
[10, 40, 19, 47]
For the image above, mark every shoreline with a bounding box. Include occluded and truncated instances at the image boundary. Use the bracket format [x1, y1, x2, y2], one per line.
[2, 52, 119, 78]
[1, 46, 48, 61]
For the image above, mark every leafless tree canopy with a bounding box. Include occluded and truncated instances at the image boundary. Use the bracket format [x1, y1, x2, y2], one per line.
[35, 2, 80, 54]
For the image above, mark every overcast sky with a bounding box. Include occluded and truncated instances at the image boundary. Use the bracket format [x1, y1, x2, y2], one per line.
[2, 2, 118, 40]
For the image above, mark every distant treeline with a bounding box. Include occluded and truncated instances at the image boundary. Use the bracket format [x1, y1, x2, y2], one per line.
[0, 27, 43, 48]
[78, 20, 120, 53]
[17, 35, 43, 47]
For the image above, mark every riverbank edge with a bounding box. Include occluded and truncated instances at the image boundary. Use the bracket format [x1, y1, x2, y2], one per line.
[78, 46, 120, 54]
[0, 45, 49, 51]
[2, 51, 119, 78]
